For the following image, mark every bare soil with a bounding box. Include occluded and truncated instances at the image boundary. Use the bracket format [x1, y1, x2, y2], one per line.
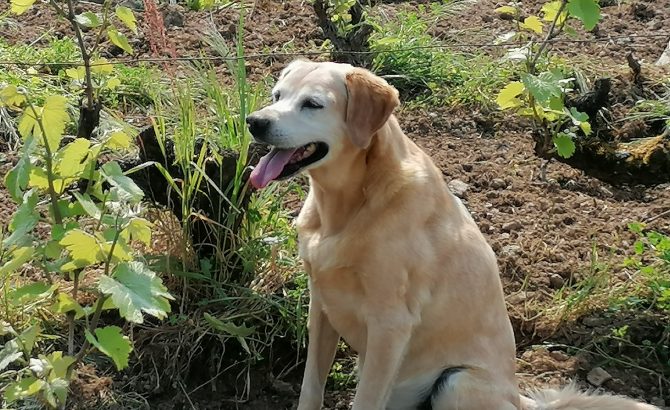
[1, 0, 669, 409]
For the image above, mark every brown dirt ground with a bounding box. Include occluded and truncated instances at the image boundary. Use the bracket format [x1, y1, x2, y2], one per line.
[1, 0, 669, 409]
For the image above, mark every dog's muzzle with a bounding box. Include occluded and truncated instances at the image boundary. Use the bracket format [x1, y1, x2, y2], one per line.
[246, 114, 271, 141]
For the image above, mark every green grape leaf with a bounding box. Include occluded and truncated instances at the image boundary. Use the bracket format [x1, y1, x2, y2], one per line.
[59, 229, 105, 270]
[98, 261, 173, 323]
[107, 28, 134, 55]
[0, 85, 27, 107]
[75, 11, 101, 28]
[52, 293, 87, 319]
[520, 16, 543, 34]
[521, 72, 563, 104]
[496, 81, 525, 109]
[541, 0, 568, 24]
[107, 130, 132, 150]
[494, 5, 517, 15]
[85, 326, 132, 370]
[55, 138, 91, 178]
[65, 67, 86, 80]
[72, 192, 102, 219]
[567, 0, 601, 31]
[91, 58, 114, 75]
[40, 95, 70, 150]
[3, 190, 38, 248]
[4, 140, 33, 201]
[0, 340, 22, 371]
[106, 77, 122, 90]
[553, 133, 576, 158]
[126, 218, 152, 246]
[100, 161, 144, 203]
[10, 0, 37, 15]
[115, 6, 137, 33]
[4, 376, 44, 402]
[17, 107, 38, 139]
[0, 247, 35, 277]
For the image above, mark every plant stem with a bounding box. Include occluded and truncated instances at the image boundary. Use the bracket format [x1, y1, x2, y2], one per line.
[67, 270, 81, 356]
[69, 215, 121, 375]
[51, 0, 94, 109]
[529, 0, 568, 74]
[25, 101, 63, 225]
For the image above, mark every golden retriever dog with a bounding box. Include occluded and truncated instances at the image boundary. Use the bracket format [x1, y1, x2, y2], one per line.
[245, 59, 659, 410]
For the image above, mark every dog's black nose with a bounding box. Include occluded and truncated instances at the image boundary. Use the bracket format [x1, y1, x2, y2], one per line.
[246, 115, 270, 138]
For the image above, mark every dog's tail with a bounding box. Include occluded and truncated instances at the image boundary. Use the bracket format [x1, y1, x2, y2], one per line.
[520, 384, 660, 410]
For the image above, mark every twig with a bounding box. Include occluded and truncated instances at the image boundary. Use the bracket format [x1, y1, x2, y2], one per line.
[644, 208, 670, 225]
[529, 0, 568, 74]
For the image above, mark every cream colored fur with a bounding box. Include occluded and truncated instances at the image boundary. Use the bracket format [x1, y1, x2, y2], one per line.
[247, 60, 659, 410]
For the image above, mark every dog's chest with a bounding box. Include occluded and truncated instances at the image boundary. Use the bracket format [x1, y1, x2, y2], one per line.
[298, 230, 368, 351]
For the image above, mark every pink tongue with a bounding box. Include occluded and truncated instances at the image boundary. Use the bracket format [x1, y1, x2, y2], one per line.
[250, 147, 298, 189]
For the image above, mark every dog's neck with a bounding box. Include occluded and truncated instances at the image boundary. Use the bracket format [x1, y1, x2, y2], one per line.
[305, 116, 409, 234]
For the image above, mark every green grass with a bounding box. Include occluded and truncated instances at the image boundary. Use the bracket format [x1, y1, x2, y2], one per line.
[368, 2, 513, 108]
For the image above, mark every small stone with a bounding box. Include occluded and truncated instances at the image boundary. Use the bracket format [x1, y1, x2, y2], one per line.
[500, 232, 511, 240]
[587, 367, 612, 387]
[448, 179, 469, 198]
[582, 316, 607, 327]
[491, 178, 507, 189]
[549, 350, 569, 361]
[501, 244, 521, 257]
[549, 274, 565, 289]
[502, 221, 523, 232]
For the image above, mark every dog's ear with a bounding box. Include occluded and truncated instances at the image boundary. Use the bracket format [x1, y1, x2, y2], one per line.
[345, 68, 400, 149]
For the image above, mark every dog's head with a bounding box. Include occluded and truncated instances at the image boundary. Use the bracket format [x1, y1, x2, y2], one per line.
[247, 60, 400, 189]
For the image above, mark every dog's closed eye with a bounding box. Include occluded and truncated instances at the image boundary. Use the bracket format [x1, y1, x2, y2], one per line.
[302, 99, 323, 109]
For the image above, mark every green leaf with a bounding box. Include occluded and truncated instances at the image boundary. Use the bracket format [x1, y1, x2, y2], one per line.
[0, 85, 27, 107]
[567, 0, 601, 31]
[75, 11, 101, 28]
[107, 130, 132, 150]
[126, 218, 152, 246]
[55, 138, 91, 178]
[494, 5, 517, 16]
[10, 0, 37, 15]
[628, 222, 645, 234]
[520, 15, 543, 34]
[115, 6, 137, 33]
[0, 247, 34, 277]
[91, 58, 114, 75]
[59, 229, 105, 270]
[553, 133, 576, 158]
[541, 0, 568, 24]
[3, 190, 38, 248]
[496, 81, 525, 109]
[100, 161, 144, 203]
[204, 313, 256, 337]
[17, 324, 41, 354]
[634, 240, 645, 255]
[43, 351, 76, 379]
[4, 140, 33, 201]
[9, 282, 55, 304]
[65, 67, 86, 80]
[53, 293, 86, 319]
[4, 376, 44, 402]
[18, 107, 38, 139]
[84, 326, 132, 370]
[39, 95, 69, 150]
[73, 192, 102, 219]
[521, 72, 563, 104]
[107, 28, 134, 55]
[0, 340, 22, 371]
[106, 77, 122, 90]
[98, 261, 173, 323]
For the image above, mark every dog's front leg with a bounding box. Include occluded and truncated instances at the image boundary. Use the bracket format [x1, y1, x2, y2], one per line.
[297, 294, 340, 410]
[352, 312, 413, 410]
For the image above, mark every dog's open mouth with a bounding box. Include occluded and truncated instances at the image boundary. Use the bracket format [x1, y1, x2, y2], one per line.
[250, 142, 329, 189]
